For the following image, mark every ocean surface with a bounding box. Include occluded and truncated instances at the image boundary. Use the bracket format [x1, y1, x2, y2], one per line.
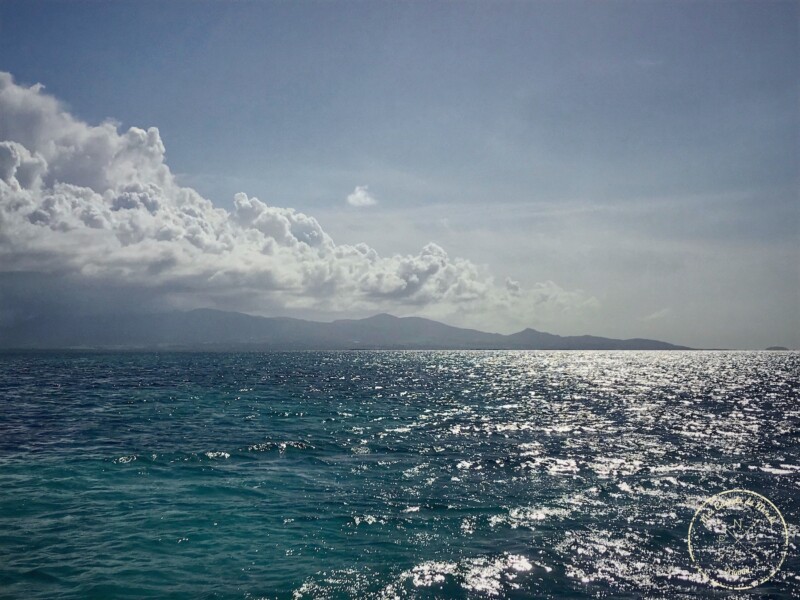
[0, 351, 797, 599]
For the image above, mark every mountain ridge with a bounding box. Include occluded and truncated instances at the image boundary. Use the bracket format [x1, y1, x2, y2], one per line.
[0, 308, 691, 350]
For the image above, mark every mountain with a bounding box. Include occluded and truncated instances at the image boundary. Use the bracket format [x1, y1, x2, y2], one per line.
[0, 309, 690, 350]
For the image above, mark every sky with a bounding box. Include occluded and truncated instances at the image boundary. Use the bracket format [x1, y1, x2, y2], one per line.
[0, 0, 797, 349]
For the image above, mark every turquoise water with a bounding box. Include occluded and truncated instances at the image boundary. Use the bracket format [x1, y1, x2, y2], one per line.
[0, 351, 798, 598]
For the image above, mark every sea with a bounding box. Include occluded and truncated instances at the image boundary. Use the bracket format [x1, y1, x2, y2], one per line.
[0, 350, 797, 599]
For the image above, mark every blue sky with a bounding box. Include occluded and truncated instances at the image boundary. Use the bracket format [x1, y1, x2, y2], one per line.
[0, 1, 797, 348]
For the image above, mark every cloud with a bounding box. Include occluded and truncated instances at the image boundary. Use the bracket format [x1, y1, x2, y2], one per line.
[504, 277, 521, 295]
[638, 307, 672, 322]
[0, 71, 597, 329]
[346, 185, 377, 207]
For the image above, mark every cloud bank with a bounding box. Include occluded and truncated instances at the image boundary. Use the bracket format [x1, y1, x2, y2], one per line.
[0, 72, 596, 329]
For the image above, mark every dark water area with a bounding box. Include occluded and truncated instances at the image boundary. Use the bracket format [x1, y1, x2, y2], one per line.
[0, 351, 797, 598]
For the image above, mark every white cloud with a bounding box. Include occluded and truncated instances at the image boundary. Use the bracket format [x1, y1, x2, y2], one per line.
[0, 72, 597, 329]
[346, 185, 377, 207]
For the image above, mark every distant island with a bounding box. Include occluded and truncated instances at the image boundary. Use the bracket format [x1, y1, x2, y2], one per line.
[0, 309, 691, 351]
[765, 346, 789, 351]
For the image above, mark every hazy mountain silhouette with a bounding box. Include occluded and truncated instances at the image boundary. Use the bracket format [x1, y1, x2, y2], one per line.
[0, 309, 690, 350]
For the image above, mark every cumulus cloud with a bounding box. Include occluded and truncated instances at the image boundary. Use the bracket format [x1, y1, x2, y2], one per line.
[346, 185, 377, 207]
[0, 72, 597, 328]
